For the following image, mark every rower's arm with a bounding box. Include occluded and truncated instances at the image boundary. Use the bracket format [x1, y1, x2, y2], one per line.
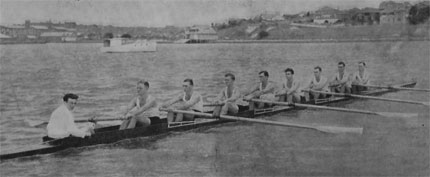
[260, 83, 275, 95]
[63, 113, 87, 138]
[180, 95, 201, 110]
[244, 84, 259, 96]
[362, 74, 371, 85]
[313, 77, 328, 90]
[225, 88, 241, 102]
[123, 98, 137, 115]
[215, 90, 224, 102]
[329, 75, 339, 86]
[130, 99, 156, 117]
[287, 82, 300, 94]
[161, 94, 182, 108]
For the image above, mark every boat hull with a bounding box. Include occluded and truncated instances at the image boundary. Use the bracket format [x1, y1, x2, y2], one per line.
[0, 81, 417, 161]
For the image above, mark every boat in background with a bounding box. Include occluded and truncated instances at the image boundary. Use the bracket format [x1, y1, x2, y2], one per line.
[101, 38, 156, 53]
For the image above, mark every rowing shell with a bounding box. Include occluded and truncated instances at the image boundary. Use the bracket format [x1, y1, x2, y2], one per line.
[0, 81, 417, 161]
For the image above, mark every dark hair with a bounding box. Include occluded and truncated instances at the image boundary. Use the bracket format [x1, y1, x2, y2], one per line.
[63, 93, 78, 102]
[359, 61, 366, 66]
[137, 80, 149, 88]
[284, 68, 294, 75]
[225, 73, 235, 80]
[314, 66, 322, 72]
[184, 78, 194, 86]
[259, 71, 269, 77]
[338, 62, 345, 67]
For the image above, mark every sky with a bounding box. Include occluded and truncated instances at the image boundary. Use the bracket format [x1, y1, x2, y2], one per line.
[0, 0, 397, 27]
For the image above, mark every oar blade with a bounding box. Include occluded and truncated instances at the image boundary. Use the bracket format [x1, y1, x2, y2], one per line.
[27, 120, 48, 128]
[316, 125, 363, 134]
[422, 102, 430, 107]
[377, 112, 418, 118]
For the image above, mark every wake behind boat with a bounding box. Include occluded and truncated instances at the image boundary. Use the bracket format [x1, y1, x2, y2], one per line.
[0, 80, 417, 161]
[101, 38, 157, 53]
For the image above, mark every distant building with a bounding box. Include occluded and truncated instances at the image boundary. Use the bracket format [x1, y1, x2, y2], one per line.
[354, 8, 381, 25]
[0, 25, 39, 38]
[315, 6, 341, 18]
[313, 6, 342, 25]
[40, 32, 75, 42]
[379, 1, 411, 24]
[185, 25, 218, 43]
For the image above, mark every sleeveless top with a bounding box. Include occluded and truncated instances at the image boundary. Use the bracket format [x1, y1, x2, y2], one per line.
[221, 86, 240, 102]
[135, 95, 159, 117]
[352, 70, 370, 84]
[282, 79, 300, 92]
[182, 91, 203, 112]
[310, 75, 329, 91]
[334, 71, 351, 86]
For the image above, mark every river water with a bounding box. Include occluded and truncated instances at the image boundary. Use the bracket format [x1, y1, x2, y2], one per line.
[0, 42, 429, 176]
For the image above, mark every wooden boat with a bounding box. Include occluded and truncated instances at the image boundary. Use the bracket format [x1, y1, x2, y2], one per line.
[0, 81, 417, 161]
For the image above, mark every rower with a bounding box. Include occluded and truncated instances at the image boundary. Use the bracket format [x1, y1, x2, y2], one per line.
[304, 66, 329, 102]
[119, 80, 160, 130]
[277, 68, 301, 103]
[47, 93, 94, 139]
[351, 61, 371, 93]
[160, 78, 203, 123]
[329, 61, 351, 93]
[213, 73, 241, 115]
[243, 71, 277, 108]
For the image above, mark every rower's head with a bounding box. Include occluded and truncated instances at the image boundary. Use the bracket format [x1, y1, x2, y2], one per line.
[258, 71, 269, 82]
[284, 68, 294, 80]
[314, 66, 322, 78]
[183, 78, 194, 93]
[358, 61, 366, 72]
[63, 93, 78, 111]
[224, 73, 235, 86]
[338, 62, 345, 73]
[136, 80, 149, 95]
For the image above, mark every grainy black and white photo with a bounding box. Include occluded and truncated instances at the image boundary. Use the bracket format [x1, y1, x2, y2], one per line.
[0, 0, 429, 176]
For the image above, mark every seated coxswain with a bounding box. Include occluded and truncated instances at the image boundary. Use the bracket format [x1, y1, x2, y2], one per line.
[119, 80, 160, 130]
[213, 73, 242, 115]
[161, 78, 203, 123]
[276, 67, 301, 103]
[243, 71, 277, 108]
[304, 66, 329, 102]
[47, 93, 94, 139]
[351, 61, 371, 93]
[329, 61, 352, 93]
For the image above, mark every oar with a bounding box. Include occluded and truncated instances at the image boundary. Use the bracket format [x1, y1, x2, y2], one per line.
[203, 103, 225, 107]
[250, 99, 418, 119]
[304, 90, 430, 106]
[160, 108, 363, 134]
[28, 118, 125, 128]
[358, 84, 430, 92]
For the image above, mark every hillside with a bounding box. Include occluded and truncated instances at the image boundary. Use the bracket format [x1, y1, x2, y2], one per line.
[216, 22, 430, 41]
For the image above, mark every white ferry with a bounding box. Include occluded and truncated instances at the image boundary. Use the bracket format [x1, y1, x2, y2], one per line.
[101, 38, 156, 53]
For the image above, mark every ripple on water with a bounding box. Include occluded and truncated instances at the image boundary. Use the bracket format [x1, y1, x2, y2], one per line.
[0, 42, 429, 176]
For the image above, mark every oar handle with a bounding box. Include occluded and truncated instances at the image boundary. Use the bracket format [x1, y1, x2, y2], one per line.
[76, 117, 125, 123]
[203, 103, 225, 107]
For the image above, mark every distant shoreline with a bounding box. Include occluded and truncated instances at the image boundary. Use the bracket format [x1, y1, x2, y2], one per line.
[213, 37, 429, 43]
[1, 37, 428, 45]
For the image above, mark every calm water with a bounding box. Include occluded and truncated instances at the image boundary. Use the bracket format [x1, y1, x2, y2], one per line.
[0, 42, 429, 176]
